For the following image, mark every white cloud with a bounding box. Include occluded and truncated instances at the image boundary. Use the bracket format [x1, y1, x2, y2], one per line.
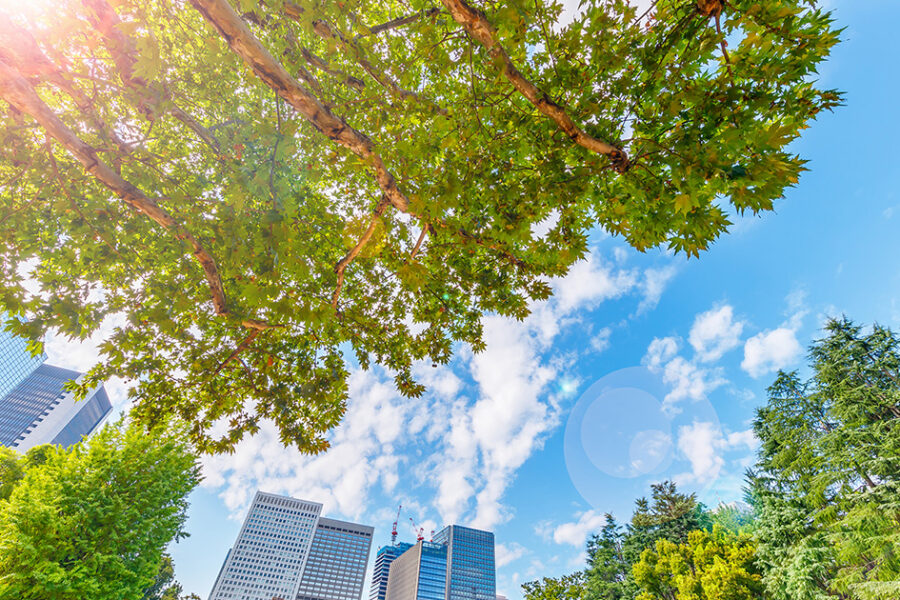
[675, 421, 758, 486]
[643, 336, 725, 414]
[741, 327, 802, 378]
[688, 305, 744, 362]
[539, 509, 607, 547]
[638, 266, 677, 314]
[589, 327, 612, 354]
[552, 252, 638, 314]
[643, 336, 679, 370]
[496, 542, 528, 568]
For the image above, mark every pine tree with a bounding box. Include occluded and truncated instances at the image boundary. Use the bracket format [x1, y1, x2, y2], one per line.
[751, 318, 900, 600]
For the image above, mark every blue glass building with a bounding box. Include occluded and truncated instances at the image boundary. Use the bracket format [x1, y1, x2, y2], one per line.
[370, 542, 414, 600]
[385, 526, 494, 600]
[0, 323, 45, 401]
[0, 326, 111, 451]
[431, 526, 495, 600]
[385, 541, 447, 600]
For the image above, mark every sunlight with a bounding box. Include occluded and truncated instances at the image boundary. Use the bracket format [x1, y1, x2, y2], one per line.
[0, 0, 56, 20]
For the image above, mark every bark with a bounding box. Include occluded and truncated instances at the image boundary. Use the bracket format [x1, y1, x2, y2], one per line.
[80, 0, 222, 153]
[360, 8, 442, 37]
[438, 0, 629, 172]
[332, 197, 390, 308]
[0, 59, 230, 317]
[190, 0, 412, 213]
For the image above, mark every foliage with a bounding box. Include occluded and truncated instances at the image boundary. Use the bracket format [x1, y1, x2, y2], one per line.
[0, 448, 22, 502]
[0, 0, 842, 452]
[632, 527, 764, 600]
[708, 502, 756, 535]
[585, 481, 709, 600]
[751, 318, 900, 600]
[0, 420, 200, 600]
[523, 572, 587, 600]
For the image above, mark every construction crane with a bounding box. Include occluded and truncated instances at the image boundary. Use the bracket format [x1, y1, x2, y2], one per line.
[409, 517, 425, 542]
[391, 505, 402, 544]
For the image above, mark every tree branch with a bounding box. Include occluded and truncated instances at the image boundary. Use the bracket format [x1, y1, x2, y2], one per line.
[190, 0, 412, 213]
[0, 58, 229, 316]
[80, 0, 222, 154]
[332, 197, 390, 309]
[213, 328, 262, 377]
[438, 0, 629, 172]
[304, 16, 448, 116]
[359, 8, 443, 38]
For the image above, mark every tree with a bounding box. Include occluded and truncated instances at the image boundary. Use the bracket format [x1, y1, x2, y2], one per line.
[632, 527, 764, 600]
[0, 447, 22, 501]
[0, 420, 200, 600]
[586, 481, 709, 600]
[523, 572, 587, 600]
[0, 0, 842, 452]
[751, 318, 900, 600]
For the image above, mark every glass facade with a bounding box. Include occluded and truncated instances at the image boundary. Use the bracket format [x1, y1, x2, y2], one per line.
[370, 543, 414, 600]
[431, 526, 495, 600]
[297, 517, 374, 600]
[417, 543, 448, 600]
[0, 364, 78, 447]
[0, 324, 45, 403]
[51, 386, 112, 446]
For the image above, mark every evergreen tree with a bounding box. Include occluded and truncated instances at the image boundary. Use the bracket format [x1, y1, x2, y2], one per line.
[751, 318, 900, 600]
[585, 481, 709, 600]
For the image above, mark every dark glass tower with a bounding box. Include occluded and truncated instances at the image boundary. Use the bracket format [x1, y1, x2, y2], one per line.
[431, 526, 495, 600]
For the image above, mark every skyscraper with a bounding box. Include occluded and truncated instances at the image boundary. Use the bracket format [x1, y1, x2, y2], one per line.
[370, 543, 414, 600]
[431, 526, 495, 600]
[0, 325, 111, 451]
[297, 517, 374, 600]
[0, 323, 45, 401]
[384, 526, 495, 600]
[384, 541, 447, 600]
[1, 364, 112, 451]
[208, 492, 374, 600]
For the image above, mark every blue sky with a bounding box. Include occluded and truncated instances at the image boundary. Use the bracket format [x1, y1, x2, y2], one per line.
[40, 0, 900, 597]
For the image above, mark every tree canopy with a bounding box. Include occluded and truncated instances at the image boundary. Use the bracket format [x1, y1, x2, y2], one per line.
[0, 0, 841, 452]
[0, 421, 199, 600]
[751, 318, 900, 600]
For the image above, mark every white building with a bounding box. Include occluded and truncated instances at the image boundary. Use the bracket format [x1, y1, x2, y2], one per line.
[209, 492, 373, 600]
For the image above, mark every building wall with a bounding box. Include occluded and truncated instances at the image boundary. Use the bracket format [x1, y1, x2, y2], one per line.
[1, 364, 112, 451]
[209, 492, 323, 600]
[416, 543, 448, 600]
[432, 526, 495, 600]
[385, 543, 421, 600]
[0, 323, 45, 401]
[296, 517, 374, 600]
[370, 543, 414, 600]
[384, 542, 447, 600]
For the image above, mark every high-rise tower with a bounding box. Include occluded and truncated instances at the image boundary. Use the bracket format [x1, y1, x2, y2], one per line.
[208, 492, 373, 600]
[0, 325, 111, 451]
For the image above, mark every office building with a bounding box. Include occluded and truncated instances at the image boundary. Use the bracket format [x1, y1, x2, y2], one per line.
[1, 323, 112, 451]
[297, 517, 374, 600]
[209, 491, 374, 600]
[370, 543, 414, 600]
[0, 323, 45, 402]
[384, 541, 447, 600]
[385, 526, 495, 600]
[432, 526, 495, 600]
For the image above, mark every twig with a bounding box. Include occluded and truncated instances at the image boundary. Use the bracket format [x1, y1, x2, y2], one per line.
[332, 197, 390, 308]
